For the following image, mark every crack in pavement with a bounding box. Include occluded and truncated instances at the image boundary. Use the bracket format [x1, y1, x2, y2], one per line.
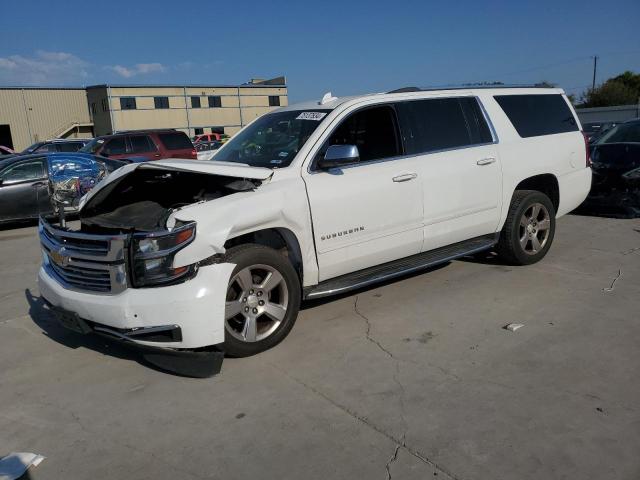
[272, 365, 461, 480]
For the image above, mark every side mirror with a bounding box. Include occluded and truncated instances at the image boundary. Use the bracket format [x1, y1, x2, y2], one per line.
[317, 145, 360, 169]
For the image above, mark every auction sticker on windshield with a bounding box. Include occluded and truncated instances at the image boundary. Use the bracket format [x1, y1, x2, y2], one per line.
[296, 112, 327, 121]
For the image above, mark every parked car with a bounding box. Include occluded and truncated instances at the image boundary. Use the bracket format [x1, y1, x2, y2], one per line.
[0, 145, 15, 157]
[38, 87, 591, 376]
[80, 129, 197, 161]
[581, 118, 640, 217]
[0, 153, 127, 224]
[21, 138, 91, 154]
[582, 121, 619, 143]
[196, 141, 222, 160]
[192, 133, 229, 144]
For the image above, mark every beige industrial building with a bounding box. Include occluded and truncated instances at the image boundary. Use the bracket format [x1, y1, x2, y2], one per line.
[0, 77, 287, 151]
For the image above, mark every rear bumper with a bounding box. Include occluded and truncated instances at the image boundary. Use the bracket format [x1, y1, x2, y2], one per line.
[38, 262, 236, 349]
[557, 167, 592, 217]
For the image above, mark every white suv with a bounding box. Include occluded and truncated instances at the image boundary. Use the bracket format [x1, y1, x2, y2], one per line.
[38, 86, 591, 374]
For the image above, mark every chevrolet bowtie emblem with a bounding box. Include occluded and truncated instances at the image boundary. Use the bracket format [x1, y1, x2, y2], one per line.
[50, 248, 69, 266]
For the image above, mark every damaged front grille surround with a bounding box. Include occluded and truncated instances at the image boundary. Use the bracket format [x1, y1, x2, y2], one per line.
[39, 217, 199, 294]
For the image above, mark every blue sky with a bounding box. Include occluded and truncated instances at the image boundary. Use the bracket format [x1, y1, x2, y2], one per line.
[1, 0, 639, 102]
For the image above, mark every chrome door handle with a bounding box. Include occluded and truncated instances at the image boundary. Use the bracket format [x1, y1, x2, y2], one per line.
[392, 173, 418, 182]
[477, 157, 496, 166]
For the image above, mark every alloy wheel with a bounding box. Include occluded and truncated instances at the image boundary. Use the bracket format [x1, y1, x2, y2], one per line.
[519, 202, 551, 255]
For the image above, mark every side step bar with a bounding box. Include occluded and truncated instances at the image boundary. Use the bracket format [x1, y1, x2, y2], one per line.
[304, 234, 498, 299]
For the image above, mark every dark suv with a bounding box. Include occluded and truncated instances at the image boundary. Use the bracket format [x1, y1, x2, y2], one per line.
[80, 130, 196, 161]
[22, 139, 90, 154]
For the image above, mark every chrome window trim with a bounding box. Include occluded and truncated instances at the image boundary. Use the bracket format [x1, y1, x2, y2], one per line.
[306, 95, 499, 175]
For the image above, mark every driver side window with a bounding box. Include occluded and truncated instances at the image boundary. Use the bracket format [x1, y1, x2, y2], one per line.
[323, 105, 401, 163]
[1, 160, 46, 184]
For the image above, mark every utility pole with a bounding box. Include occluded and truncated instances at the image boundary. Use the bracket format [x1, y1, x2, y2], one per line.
[591, 55, 599, 91]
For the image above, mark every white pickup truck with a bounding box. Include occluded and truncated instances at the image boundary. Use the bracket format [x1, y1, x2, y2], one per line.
[38, 86, 591, 375]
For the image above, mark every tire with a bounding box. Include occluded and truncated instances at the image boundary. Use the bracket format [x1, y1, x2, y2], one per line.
[496, 190, 556, 265]
[221, 244, 301, 357]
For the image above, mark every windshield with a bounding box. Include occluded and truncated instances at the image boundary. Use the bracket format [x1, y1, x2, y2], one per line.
[595, 122, 640, 145]
[22, 142, 44, 154]
[213, 109, 331, 168]
[80, 138, 106, 154]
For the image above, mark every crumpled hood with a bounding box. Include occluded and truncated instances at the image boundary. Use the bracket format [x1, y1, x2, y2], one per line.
[79, 159, 273, 209]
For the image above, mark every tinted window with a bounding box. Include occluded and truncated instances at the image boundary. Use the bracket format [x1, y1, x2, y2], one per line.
[34, 143, 57, 153]
[595, 121, 640, 144]
[194, 128, 204, 135]
[494, 94, 578, 138]
[459, 97, 494, 144]
[191, 96, 201, 108]
[397, 98, 472, 154]
[325, 106, 401, 162]
[130, 135, 157, 153]
[103, 137, 127, 155]
[2, 160, 45, 183]
[268, 96, 280, 107]
[120, 97, 137, 110]
[154, 96, 169, 109]
[208, 96, 222, 108]
[158, 132, 193, 150]
[57, 142, 84, 152]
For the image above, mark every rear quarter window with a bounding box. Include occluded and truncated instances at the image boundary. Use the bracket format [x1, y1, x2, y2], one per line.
[494, 94, 578, 138]
[158, 132, 193, 150]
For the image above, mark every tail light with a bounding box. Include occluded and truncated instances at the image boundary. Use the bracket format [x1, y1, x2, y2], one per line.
[583, 133, 592, 167]
[191, 148, 197, 159]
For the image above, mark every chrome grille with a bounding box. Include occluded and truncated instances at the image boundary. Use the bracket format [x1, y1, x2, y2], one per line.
[39, 218, 128, 294]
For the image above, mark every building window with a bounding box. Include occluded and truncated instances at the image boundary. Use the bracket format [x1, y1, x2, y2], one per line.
[208, 95, 222, 108]
[91, 103, 97, 115]
[191, 96, 201, 108]
[210, 127, 224, 134]
[101, 98, 109, 112]
[120, 97, 137, 110]
[268, 95, 280, 107]
[194, 128, 204, 135]
[154, 96, 169, 109]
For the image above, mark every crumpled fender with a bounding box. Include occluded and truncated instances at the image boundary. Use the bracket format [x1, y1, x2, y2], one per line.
[169, 174, 319, 286]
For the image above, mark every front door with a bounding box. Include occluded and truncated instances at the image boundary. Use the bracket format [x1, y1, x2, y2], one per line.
[303, 105, 424, 281]
[0, 158, 49, 222]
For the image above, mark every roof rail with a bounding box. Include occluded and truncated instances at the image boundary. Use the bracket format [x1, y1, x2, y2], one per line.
[387, 87, 421, 93]
[387, 84, 556, 94]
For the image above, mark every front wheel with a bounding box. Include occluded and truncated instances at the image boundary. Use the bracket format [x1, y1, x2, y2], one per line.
[496, 190, 556, 265]
[222, 244, 301, 357]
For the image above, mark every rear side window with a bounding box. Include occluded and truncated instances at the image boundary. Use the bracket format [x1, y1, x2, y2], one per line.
[158, 132, 193, 150]
[397, 98, 472, 154]
[494, 94, 578, 138]
[130, 135, 157, 153]
[459, 98, 493, 144]
[57, 142, 84, 152]
[103, 137, 127, 155]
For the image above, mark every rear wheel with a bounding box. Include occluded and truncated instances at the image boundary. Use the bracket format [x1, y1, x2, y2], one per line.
[222, 244, 301, 357]
[496, 190, 556, 265]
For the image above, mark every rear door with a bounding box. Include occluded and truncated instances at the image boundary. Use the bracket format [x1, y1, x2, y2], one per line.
[396, 97, 502, 251]
[100, 136, 129, 160]
[302, 104, 424, 280]
[0, 157, 49, 221]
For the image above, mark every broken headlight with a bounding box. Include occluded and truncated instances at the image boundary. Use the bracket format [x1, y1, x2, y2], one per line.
[131, 223, 196, 287]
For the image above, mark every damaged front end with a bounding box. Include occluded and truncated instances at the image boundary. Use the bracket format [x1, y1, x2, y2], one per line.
[38, 160, 272, 377]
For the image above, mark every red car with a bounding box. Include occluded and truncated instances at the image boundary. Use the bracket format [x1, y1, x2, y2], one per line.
[192, 133, 229, 144]
[81, 129, 196, 161]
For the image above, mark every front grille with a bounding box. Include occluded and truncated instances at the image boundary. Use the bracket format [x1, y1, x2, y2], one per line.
[41, 226, 110, 257]
[47, 257, 113, 293]
[39, 218, 129, 294]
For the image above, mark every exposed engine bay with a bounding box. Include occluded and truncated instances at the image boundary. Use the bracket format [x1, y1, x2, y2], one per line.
[80, 168, 261, 233]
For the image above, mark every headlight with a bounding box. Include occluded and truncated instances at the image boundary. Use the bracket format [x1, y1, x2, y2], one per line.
[131, 222, 196, 287]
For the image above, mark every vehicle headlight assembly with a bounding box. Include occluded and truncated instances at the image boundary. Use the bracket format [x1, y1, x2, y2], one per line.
[131, 222, 196, 287]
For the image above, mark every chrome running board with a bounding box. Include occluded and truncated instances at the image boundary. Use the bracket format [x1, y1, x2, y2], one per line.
[304, 234, 498, 299]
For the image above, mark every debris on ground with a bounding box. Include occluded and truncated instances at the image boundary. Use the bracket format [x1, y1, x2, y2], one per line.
[503, 323, 524, 332]
[602, 269, 622, 293]
[0, 452, 46, 480]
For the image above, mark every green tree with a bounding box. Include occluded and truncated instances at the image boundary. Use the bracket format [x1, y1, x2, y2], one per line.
[580, 71, 640, 107]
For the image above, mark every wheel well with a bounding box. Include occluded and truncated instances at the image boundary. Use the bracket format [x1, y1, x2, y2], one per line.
[224, 228, 303, 281]
[514, 174, 559, 212]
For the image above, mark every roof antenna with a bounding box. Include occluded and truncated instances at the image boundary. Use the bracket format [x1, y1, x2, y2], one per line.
[319, 92, 337, 105]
